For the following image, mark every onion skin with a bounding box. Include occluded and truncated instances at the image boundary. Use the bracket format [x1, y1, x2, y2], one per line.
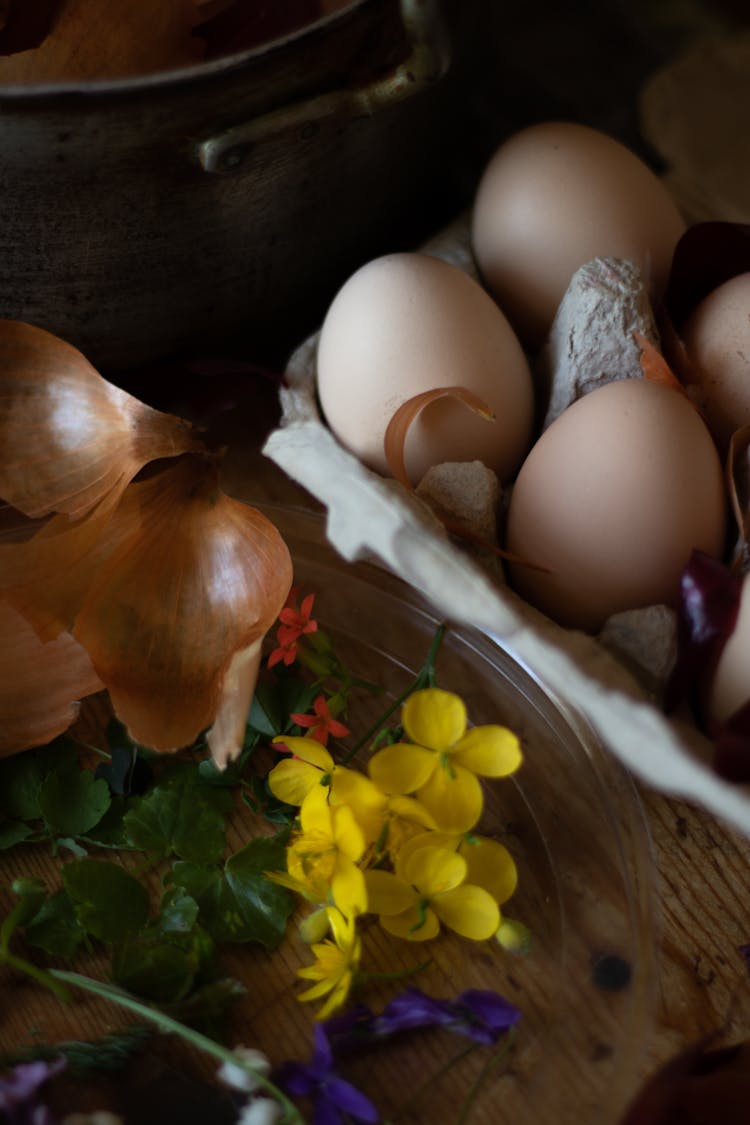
[0, 321, 292, 762]
[0, 319, 200, 520]
[0, 601, 103, 757]
[72, 454, 293, 758]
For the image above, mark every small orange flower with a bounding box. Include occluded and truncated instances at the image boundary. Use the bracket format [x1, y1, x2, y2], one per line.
[291, 694, 350, 746]
[268, 587, 318, 668]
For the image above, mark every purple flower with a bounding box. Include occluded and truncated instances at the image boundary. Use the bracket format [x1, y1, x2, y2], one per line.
[321, 1005, 376, 1056]
[0, 1058, 65, 1125]
[374, 986, 520, 1046]
[277, 1025, 378, 1125]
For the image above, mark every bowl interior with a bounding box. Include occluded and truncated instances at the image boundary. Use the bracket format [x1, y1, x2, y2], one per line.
[244, 502, 658, 1125]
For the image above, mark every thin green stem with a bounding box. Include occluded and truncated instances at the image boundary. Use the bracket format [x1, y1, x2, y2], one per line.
[49, 971, 304, 1124]
[398, 1041, 478, 1116]
[454, 1027, 518, 1125]
[341, 624, 446, 765]
[355, 958, 432, 986]
[3, 951, 72, 1003]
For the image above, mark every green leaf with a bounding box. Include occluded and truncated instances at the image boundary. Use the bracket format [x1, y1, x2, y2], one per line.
[242, 778, 296, 825]
[163, 977, 245, 1039]
[158, 887, 199, 935]
[248, 682, 284, 737]
[63, 859, 149, 943]
[123, 764, 232, 865]
[24, 890, 86, 958]
[197, 734, 260, 788]
[0, 820, 33, 850]
[172, 833, 293, 950]
[39, 761, 111, 839]
[112, 933, 201, 1005]
[82, 796, 133, 850]
[0, 1025, 151, 1073]
[0, 742, 75, 821]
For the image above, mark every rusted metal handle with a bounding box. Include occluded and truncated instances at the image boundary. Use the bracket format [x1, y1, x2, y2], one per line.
[196, 0, 450, 175]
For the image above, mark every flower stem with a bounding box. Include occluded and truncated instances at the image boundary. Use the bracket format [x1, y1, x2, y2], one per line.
[3, 950, 72, 1003]
[49, 970, 304, 1125]
[341, 623, 446, 764]
[397, 1041, 478, 1116]
[454, 1026, 518, 1125]
[355, 958, 432, 985]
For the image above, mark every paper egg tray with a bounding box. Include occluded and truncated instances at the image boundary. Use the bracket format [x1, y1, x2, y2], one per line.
[262, 214, 750, 837]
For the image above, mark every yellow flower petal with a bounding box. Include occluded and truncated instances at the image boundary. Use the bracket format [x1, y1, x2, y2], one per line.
[402, 688, 466, 751]
[331, 857, 367, 917]
[331, 804, 366, 863]
[271, 736, 334, 770]
[380, 904, 440, 942]
[364, 869, 416, 915]
[368, 742, 436, 795]
[299, 907, 330, 944]
[331, 767, 386, 811]
[326, 905, 358, 947]
[417, 762, 483, 833]
[404, 844, 466, 896]
[300, 785, 333, 835]
[394, 830, 460, 875]
[386, 795, 439, 832]
[432, 885, 500, 940]
[267, 758, 327, 806]
[452, 725, 523, 777]
[459, 837, 518, 904]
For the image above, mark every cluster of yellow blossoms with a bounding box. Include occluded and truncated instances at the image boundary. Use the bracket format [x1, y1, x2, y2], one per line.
[267, 687, 522, 1018]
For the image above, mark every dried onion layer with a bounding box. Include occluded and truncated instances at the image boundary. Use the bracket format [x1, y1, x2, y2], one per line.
[72, 454, 292, 760]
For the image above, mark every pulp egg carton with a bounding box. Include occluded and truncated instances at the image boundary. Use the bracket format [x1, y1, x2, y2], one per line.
[263, 212, 750, 837]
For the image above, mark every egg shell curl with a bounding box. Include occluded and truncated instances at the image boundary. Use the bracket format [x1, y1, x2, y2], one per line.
[315, 252, 535, 485]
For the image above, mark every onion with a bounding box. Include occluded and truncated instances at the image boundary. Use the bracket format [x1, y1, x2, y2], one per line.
[0, 601, 103, 757]
[0, 319, 201, 519]
[0, 321, 293, 763]
[72, 454, 292, 761]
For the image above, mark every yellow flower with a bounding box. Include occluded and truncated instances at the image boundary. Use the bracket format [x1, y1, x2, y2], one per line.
[367, 688, 522, 832]
[267, 735, 368, 808]
[372, 794, 439, 864]
[286, 785, 367, 916]
[364, 843, 500, 942]
[333, 775, 439, 862]
[397, 830, 518, 906]
[296, 906, 361, 1019]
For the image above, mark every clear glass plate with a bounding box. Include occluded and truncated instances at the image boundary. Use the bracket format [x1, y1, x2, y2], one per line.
[234, 502, 658, 1125]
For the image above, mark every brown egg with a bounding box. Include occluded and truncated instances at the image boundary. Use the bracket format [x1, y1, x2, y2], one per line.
[707, 571, 750, 725]
[472, 121, 686, 348]
[505, 379, 726, 632]
[316, 252, 535, 484]
[681, 272, 750, 453]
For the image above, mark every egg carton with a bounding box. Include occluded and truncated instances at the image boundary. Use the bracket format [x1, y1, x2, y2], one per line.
[263, 213, 750, 837]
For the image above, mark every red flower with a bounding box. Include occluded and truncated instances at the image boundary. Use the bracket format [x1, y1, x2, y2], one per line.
[268, 587, 318, 668]
[291, 694, 350, 746]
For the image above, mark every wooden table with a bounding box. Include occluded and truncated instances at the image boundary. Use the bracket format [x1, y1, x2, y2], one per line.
[1, 372, 749, 1124]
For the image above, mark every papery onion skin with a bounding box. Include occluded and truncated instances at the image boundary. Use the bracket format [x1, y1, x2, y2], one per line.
[0, 601, 103, 757]
[0, 319, 201, 520]
[72, 454, 293, 755]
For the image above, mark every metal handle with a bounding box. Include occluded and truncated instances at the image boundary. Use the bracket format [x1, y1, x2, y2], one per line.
[196, 0, 450, 175]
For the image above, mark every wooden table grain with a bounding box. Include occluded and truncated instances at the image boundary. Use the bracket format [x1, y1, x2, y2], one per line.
[2, 373, 749, 1124]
